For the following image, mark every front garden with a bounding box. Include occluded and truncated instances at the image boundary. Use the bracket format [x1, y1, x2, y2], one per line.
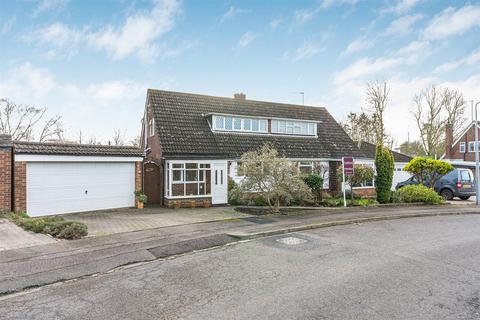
[228, 143, 449, 214]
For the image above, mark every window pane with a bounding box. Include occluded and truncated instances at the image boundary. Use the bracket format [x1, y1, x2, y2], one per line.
[172, 170, 183, 181]
[259, 120, 267, 132]
[215, 116, 224, 129]
[272, 120, 278, 132]
[278, 120, 286, 133]
[185, 183, 198, 195]
[244, 119, 251, 130]
[307, 123, 315, 135]
[186, 170, 198, 181]
[286, 121, 294, 134]
[205, 171, 211, 194]
[225, 117, 233, 130]
[234, 118, 241, 130]
[186, 163, 197, 169]
[199, 170, 204, 181]
[172, 184, 184, 196]
[200, 163, 210, 168]
[252, 119, 259, 131]
[172, 163, 184, 168]
[199, 182, 206, 195]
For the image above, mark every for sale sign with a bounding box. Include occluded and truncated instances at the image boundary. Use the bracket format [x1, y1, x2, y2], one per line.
[343, 157, 354, 176]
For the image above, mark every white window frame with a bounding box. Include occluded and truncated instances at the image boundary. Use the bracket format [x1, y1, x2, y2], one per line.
[298, 161, 314, 174]
[168, 162, 212, 198]
[271, 119, 317, 136]
[460, 142, 466, 153]
[212, 115, 268, 134]
[148, 118, 155, 137]
[468, 141, 477, 153]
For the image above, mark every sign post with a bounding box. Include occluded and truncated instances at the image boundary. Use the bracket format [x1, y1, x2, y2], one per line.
[342, 157, 354, 207]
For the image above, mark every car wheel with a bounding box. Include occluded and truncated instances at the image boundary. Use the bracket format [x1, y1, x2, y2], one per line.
[440, 189, 454, 201]
[459, 196, 471, 200]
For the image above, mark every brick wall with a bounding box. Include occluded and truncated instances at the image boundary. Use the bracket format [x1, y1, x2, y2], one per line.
[135, 161, 142, 192]
[449, 125, 480, 161]
[329, 161, 341, 196]
[353, 187, 376, 198]
[0, 147, 12, 212]
[164, 197, 212, 209]
[14, 162, 26, 213]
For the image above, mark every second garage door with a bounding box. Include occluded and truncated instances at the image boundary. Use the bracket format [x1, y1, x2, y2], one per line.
[27, 162, 135, 217]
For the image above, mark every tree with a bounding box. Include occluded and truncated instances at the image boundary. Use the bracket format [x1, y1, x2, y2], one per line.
[412, 86, 466, 157]
[398, 140, 425, 157]
[112, 129, 126, 146]
[404, 157, 454, 189]
[375, 145, 394, 203]
[235, 143, 313, 213]
[0, 98, 64, 141]
[341, 112, 378, 144]
[337, 165, 375, 200]
[302, 174, 324, 204]
[365, 81, 389, 146]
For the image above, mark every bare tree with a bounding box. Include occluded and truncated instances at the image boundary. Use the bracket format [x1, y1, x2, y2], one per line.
[341, 112, 377, 144]
[112, 129, 126, 146]
[412, 86, 465, 157]
[365, 81, 389, 146]
[0, 98, 64, 141]
[128, 135, 141, 147]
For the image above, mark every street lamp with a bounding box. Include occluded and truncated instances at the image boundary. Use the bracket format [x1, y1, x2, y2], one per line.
[474, 101, 480, 205]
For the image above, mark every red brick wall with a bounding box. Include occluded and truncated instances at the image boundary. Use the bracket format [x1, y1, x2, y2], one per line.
[0, 148, 12, 212]
[14, 162, 26, 213]
[164, 197, 212, 208]
[449, 125, 479, 161]
[135, 161, 142, 192]
[353, 187, 376, 198]
[329, 161, 341, 196]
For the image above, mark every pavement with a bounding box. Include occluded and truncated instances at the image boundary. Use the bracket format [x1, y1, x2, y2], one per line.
[62, 206, 251, 237]
[0, 219, 57, 251]
[2, 214, 480, 319]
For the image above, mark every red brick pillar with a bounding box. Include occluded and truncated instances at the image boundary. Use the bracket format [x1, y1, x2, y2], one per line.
[135, 161, 142, 193]
[14, 162, 26, 213]
[0, 135, 13, 212]
[329, 161, 341, 196]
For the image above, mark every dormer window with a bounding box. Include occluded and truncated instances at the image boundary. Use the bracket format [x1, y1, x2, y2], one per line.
[210, 114, 318, 136]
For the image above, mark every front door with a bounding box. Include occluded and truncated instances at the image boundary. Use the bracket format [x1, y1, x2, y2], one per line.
[211, 162, 227, 204]
[144, 162, 161, 205]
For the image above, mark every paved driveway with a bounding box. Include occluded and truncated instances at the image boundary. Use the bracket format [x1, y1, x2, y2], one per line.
[63, 206, 251, 237]
[0, 219, 57, 251]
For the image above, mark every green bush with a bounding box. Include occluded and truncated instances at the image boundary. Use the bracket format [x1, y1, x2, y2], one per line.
[18, 218, 48, 233]
[322, 197, 346, 207]
[396, 185, 444, 204]
[354, 198, 378, 207]
[253, 195, 268, 206]
[375, 145, 394, 203]
[404, 157, 454, 188]
[228, 178, 237, 192]
[55, 222, 88, 240]
[390, 191, 402, 203]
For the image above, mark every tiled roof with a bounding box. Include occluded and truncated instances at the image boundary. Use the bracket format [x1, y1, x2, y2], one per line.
[355, 141, 412, 163]
[148, 89, 365, 159]
[13, 141, 143, 157]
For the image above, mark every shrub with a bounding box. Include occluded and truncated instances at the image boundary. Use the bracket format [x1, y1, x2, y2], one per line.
[18, 218, 48, 233]
[55, 222, 88, 239]
[396, 185, 444, 204]
[302, 174, 324, 194]
[228, 178, 237, 192]
[375, 145, 394, 203]
[404, 157, 454, 188]
[253, 195, 268, 206]
[322, 197, 346, 207]
[390, 191, 402, 203]
[354, 198, 378, 207]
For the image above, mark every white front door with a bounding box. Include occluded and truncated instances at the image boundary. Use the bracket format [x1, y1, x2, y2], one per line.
[211, 162, 228, 204]
[27, 162, 136, 217]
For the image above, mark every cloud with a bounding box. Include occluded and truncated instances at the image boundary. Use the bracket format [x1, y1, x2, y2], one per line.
[396, 40, 431, 63]
[382, 0, 422, 15]
[384, 13, 424, 36]
[334, 57, 403, 84]
[219, 6, 250, 24]
[87, 0, 182, 62]
[236, 31, 255, 48]
[284, 42, 324, 62]
[27, 22, 82, 48]
[1, 16, 16, 35]
[423, 5, 480, 40]
[434, 47, 480, 73]
[343, 37, 375, 55]
[32, 0, 70, 17]
[319, 0, 358, 10]
[269, 17, 282, 30]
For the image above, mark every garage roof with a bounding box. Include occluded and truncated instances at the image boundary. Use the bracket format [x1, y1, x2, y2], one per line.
[13, 141, 143, 157]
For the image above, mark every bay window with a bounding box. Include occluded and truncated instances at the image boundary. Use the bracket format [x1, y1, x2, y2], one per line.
[169, 162, 211, 197]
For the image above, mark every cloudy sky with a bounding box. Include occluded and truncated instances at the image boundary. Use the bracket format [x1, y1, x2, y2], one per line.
[1, 0, 479, 145]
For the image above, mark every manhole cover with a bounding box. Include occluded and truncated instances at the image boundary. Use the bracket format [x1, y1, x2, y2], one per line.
[276, 236, 308, 245]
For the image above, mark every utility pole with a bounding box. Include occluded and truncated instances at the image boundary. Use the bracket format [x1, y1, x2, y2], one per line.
[294, 92, 305, 105]
[474, 101, 480, 206]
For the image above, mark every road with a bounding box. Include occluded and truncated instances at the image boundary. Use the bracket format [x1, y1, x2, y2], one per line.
[2, 215, 480, 320]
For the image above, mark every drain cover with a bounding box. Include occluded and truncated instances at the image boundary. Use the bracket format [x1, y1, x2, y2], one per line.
[276, 236, 307, 245]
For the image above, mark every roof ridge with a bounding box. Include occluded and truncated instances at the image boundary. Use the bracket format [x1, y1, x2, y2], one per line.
[13, 140, 140, 149]
[147, 88, 326, 110]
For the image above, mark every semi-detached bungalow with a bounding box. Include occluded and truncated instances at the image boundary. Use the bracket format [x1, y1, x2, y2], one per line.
[140, 89, 411, 207]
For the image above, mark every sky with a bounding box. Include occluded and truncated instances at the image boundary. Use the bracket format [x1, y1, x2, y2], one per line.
[1, 0, 480, 145]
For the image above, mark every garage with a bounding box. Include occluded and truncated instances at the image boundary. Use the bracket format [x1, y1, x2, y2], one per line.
[0, 139, 143, 217]
[27, 162, 136, 217]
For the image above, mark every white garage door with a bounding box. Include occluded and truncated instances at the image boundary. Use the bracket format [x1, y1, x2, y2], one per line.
[27, 162, 135, 217]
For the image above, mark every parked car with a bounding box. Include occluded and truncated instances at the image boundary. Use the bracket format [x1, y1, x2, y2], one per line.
[395, 168, 475, 200]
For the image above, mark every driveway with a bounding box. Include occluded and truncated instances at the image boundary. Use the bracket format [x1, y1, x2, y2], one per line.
[3, 215, 480, 319]
[0, 219, 57, 251]
[63, 206, 251, 237]
[448, 196, 476, 205]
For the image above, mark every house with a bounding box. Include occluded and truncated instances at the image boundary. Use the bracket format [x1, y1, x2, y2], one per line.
[354, 141, 412, 194]
[442, 122, 480, 170]
[0, 135, 143, 217]
[140, 89, 407, 207]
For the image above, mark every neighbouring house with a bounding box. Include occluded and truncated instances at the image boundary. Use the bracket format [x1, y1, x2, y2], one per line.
[353, 141, 412, 196]
[442, 122, 480, 171]
[141, 89, 408, 208]
[0, 135, 143, 217]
